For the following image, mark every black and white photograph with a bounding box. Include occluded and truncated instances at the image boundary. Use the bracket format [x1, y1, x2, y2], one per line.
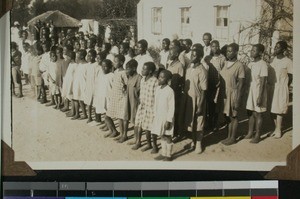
[2, 0, 299, 170]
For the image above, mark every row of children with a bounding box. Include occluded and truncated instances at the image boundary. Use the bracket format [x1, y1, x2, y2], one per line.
[11, 31, 292, 161]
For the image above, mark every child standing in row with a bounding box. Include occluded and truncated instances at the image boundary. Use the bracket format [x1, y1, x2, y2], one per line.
[125, 59, 142, 144]
[105, 55, 128, 139]
[245, 44, 268, 143]
[84, 49, 98, 123]
[47, 51, 62, 109]
[182, 47, 207, 154]
[72, 49, 88, 120]
[132, 62, 158, 153]
[220, 43, 245, 145]
[152, 70, 175, 161]
[29, 43, 43, 100]
[270, 41, 293, 138]
[93, 59, 114, 131]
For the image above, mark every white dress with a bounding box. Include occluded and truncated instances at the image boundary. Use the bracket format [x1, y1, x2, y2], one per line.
[39, 52, 51, 86]
[72, 62, 88, 101]
[61, 62, 77, 100]
[151, 85, 175, 136]
[21, 51, 30, 74]
[84, 62, 98, 105]
[271, 57, 293, 114]
[93, 70, 114, 114]
[246, 60, 268, 113]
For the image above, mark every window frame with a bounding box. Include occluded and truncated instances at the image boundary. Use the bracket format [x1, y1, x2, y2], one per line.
[151, 7, 163, 35]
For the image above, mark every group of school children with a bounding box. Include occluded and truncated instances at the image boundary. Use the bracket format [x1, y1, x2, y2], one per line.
[11, 29, 293, 161]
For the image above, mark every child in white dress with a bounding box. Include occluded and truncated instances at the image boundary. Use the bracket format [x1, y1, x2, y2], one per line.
[152, 70, 175, 161]
[245, 44, 268, 143]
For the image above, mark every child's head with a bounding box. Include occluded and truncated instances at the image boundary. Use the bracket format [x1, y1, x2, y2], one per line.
[63, 45, 74, 56]
[190, 47, 204, 64]
[251, 44, 265, 59]
[74, 40, 81, 51]
[162, 38, 170, 51]
[87, 38, 96, 49]
[101, 59, 113, 74]
[170, 39, 181, 49]
[137, 39, 148, 55]
[50, 51, 57, 62]
[210, 40, 220, 55]
[274, 40, 288, 56]
[65, 50, 76, 62]
[128, 47, 135, 58]
[51, 37, 58, 47]
[56, 47, 64, 59]
[86, 49, 97, 63]
[203, 32, 212, 47]
[182, 39, 193, 52]
[21, 30, 28, 40]
[42, 41, 51, 53]
[141, 61, 156, 77]
[102, 43, 112, 53]
[114, 54, 125, 69]
[125, 59, 138, 76]
[120, 42, 129, 55]
[158, 69, 172, 86]
[226, 43, 239, 61]
[80, 39, 87, 49]
[96, 51, 107, 65]
[169, 46, 181, 61]
[11, 42, 18, 53]
[23, 42, 30, 52]
[78, 49, 87, 61]
[192, 43, 203, 51]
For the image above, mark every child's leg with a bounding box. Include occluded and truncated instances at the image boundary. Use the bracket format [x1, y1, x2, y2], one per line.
[95, 113, 101, 122]
[273, 114, 283, 138]
[36, 85, 41, 100]
[195, 131, 203, 154]
[251, 112, 263, 143]
[72, 100, 80, 119]
[155, 136, 166, 160]
[79, 100, 87, 119]
[165, 135, 173, 161]
[61, 98, 70, 112]
[40, 81, 47, 103]
[104, 116, 118, 137]
[116, 119, 124, 140]
[46, 94, 55, 106]
[141, 130, 152, 151]
[118, 119, 129, 143]
[151, 134, 159, 154]
[25, 74, 29, 84]
[66, 100, 75, 117]
[53, 94, 58, 108]
[245, 110, 255, 139]
[224, 116, 238, 145]
[56, 94, 62, 109]
[86, 105, 93, 122]
[132, 126, 142, 150]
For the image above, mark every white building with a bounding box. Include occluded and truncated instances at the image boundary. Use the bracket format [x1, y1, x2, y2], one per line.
[137, 0, 263, 48]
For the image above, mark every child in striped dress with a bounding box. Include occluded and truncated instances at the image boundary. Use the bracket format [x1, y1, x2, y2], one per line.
[132, 62, 159, 153]
[105, 54, 128, 139]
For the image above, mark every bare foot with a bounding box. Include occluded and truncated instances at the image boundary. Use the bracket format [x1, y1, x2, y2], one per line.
[132, 143, 141, 150]
[118, 136, 128, 143]
[109, 131, 119, 138]
[244, 133, 253, 139]
[271, 130, 282, 139]
[141, 145, 152, 152]
[250, 136, 261, 144]
[127, 140, 136, 145]
[151, 147, 159, 154]
[154, 155, 165, 161]
[163, 156, 172, 161]
[222, 138, 236, 146]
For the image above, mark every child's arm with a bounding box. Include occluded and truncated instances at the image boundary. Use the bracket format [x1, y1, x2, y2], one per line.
[164, 89, 175, 131]
[196, 68, 208, 116]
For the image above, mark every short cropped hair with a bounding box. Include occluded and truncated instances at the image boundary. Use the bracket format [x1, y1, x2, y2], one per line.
[144, 61, 156, 73]
[138, 39, 148, 49]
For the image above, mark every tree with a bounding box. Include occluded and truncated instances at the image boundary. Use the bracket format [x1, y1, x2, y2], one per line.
[11, 0, 32, 26]
[100, 0, 139, 19]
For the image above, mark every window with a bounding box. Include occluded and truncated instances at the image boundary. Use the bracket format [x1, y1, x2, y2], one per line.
[215, 6, 230, 40]
[151, 7, 162, 35]
[180, 7, 191, 37]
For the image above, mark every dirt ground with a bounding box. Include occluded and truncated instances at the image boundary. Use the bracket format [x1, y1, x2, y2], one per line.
[12, 84, 292, 163]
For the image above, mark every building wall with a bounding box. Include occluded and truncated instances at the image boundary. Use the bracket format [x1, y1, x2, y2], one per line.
[137, 0, 261, 48]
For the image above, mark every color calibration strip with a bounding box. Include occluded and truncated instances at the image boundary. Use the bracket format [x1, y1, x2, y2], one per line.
[3, 181, 278, 198]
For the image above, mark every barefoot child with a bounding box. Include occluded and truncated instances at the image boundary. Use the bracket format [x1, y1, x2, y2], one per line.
[124, 59, 142, 144]
[47, 51, 62, 109]
[72, 49, 88, 119]
[21, 42, 31, 84]
[93, 52, 107, 124]
[62, 51, 77, 116]
[29, 43, 43, 99]
[220, 43, 245, 145]
[93, 59, 114, 131]
[11, 42, 23, 98]
[152, 70, 175, 161]
[245, 44, 268, 143]
[84, 49, 98, 123]
[270, 41, 293, 138]
[132, 62, 159, 153]
[182, 47, 207, 154]
[105, 54, 128, 139]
